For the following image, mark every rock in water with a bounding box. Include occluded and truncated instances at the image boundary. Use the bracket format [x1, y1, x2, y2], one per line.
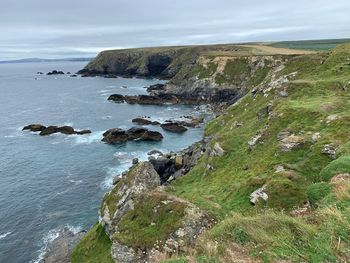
[57, 126, 75, 135]
[75, 129, 92, 135]
[132, 118, 153, 125]
[47, 70, 65, 75]
[39, 126, 59, 136]
[102, 128, 128, 144]
[108, 94, 125, 103]
[23, 124, 46, 132]
[161, 123, 187, 133]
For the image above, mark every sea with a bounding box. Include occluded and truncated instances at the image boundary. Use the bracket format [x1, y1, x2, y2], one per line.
[0, 61, 205, 263]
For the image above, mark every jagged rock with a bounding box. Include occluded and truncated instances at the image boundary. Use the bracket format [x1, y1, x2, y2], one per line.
[321, 144, 337, 159]
[108, 94, 125, 103]
[47, 70, 65, 75]
[148, 149, 163, 157]
[161, 123, 187, 133]
[132, 158, 139, 165]
[124, 94, 179, 105]
[250, 185, 268, 205]
[212, 143, 225, 157]
[102, 128, 128, 144]
[39, 228, 85, 263]
[40, 126, 59, 136]
[23, 124, 46, 132]
[279, 135, 305, 152]
[149, 157, 176, 183]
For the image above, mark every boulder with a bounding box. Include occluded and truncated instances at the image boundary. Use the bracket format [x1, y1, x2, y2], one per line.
[248, 132, 263, 150]
[250, 185, 268, 205]
[161, 123, 187, 133]
[132, 158, 139, 165]
[212, 143, 225, 157]
[139, 130, 163, 141]
[70, 74, 78, 77]
[108, 94, 125, 103]
[102, 128, 128, 144]
[146, 83, 165, 92]
[23, 124, 46, 132]
[279, 135, 305, 152]
[40, 126, 59, 136]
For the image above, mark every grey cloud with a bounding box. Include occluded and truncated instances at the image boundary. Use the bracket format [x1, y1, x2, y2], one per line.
[0, 0, 349, 59]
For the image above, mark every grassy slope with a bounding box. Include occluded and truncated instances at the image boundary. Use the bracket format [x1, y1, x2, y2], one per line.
[270, 38, 350, 51]
[72, 42, 350, 263]
[167, 44, 350, 262]
[71, 223, 114, 263]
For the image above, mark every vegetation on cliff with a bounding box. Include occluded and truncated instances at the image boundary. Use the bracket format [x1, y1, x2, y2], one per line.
[72, 42, 350, 262]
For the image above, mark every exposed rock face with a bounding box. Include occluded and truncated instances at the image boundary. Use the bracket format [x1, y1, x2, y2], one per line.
[161, 123, 188, 133]
[40, 228, 85, 263]
[102, 127, 163, 144]
[277, 130, 305, 152]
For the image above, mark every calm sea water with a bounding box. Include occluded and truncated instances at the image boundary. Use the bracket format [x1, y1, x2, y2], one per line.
[0, 62, 204, 263]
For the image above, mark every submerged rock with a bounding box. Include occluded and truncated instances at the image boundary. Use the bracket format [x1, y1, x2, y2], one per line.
[132, 117, 160, 125]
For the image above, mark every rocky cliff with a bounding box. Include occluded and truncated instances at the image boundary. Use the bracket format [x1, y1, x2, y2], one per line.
[71, 43, 350, 262]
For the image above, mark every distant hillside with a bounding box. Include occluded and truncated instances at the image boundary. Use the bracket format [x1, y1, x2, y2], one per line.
[269, 38, 350, 51]
[0, 57, 92, 64]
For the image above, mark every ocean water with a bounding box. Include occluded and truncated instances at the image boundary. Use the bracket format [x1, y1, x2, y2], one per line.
[0, 62, 205, 263]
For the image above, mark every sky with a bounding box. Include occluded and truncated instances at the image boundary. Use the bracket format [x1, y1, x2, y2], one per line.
[0, 0, 349, 60]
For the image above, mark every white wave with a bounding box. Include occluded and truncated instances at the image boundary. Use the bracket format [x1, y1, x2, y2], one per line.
[31, 224, 82, 263]
[0, 232, 11, 240]
[102, 115, 112, 120]
[101, 151, 149, 189]
[73, 131, 104, 145]
[69, 179, 83, 184]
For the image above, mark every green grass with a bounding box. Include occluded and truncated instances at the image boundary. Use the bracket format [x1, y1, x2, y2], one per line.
[71, 223, 114, 263]
[307, 182, 331, 207]
[319, 155, 350, 181]
[270, 39, 350, 51]
[113, 192, 186, 250]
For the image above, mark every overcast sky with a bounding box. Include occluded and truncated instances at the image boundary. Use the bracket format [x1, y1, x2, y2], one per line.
[0, 0, 349, 60]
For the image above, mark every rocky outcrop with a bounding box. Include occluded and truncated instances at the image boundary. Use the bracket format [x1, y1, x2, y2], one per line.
[146, 83, 165, 92]
[107, 94, 125, 103]
[40, 228, 85, 263]
[23, 124, 91, 136]
[47, 70, 65, 75]
[99, 162, 211, 263]
[102, 127, 163, 144]
[321, 144, 338, 159]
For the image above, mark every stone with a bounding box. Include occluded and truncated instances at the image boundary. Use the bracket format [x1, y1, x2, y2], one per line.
[75, 129, 92, 135]
[175, 155, 183, 169]
[279, 135, 305, 152]
[321, 144, 337, 159]
[132, 118, 158, 125]
[57, 126, 75, 135]
[23, 124, 46, 132]
[132, 158, 139, 165]
[250, 185, 268, 205]
[248, 132, 263, 150]
[47, 70, 65, 75]
[212, 143, 225, 157]
[278, 90, 289, 97]
[290, 201, 311, 217]
[146, 83, 165, 92]
[326, 114, 339, 124]
[312, 132, 321, 142]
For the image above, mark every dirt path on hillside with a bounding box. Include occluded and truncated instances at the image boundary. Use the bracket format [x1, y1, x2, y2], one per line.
[239, 44, 317, 55]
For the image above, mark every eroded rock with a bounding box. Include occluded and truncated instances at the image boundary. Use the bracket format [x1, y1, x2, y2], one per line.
[321, 144, 338, 159]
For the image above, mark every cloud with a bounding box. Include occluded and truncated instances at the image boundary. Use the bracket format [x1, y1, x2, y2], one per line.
[0, 0, 349, 59]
